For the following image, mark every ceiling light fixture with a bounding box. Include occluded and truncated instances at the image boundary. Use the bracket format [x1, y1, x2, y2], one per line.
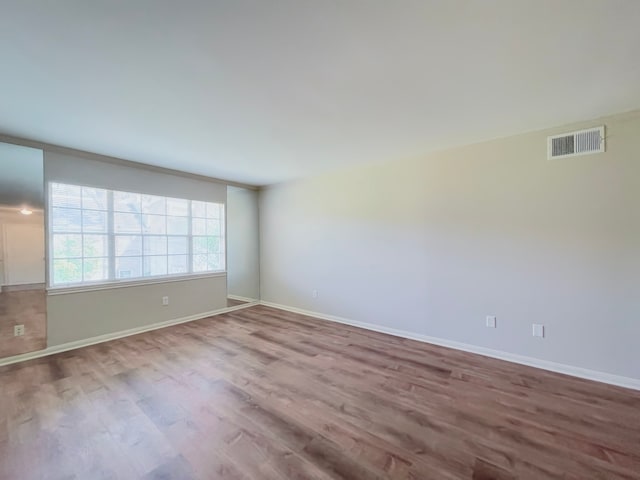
[20, 207, 33, 215]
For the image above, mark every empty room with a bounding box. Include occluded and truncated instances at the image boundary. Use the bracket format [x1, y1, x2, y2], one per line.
[1, 1, 639, 479]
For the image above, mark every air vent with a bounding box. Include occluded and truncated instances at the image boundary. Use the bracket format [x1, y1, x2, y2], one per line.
[547, 126, 605, 159]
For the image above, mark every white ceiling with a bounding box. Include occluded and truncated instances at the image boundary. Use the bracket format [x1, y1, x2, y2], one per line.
[1, 1, 639, 186]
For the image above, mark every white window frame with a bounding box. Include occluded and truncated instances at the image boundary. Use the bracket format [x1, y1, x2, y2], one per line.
[47, 182, 226, 291]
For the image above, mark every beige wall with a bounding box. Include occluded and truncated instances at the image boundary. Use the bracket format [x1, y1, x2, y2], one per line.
[44, 150, 229, 347]
[259, 109, 640, 380]
[227, 186, 260, 300]
[47, 275, 226, 345]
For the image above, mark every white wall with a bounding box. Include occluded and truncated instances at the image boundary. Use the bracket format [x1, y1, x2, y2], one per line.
[0, 210, 45, 287]
[260, 109, 640, 380]
[226, 186, 260, 300]
[44, 151, 229, 346]
[2, 223, 45, 285]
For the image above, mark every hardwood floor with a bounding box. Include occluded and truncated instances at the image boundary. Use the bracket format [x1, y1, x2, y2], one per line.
[1, 305, 639, 479]
[0, 288, 46, 358]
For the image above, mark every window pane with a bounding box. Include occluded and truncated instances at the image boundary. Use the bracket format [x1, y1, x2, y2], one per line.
[192, 218, 206, 235]
[167, 216, 188, 235]
[53, 259, 82, 284]
[168, 255, 188, 275]
[144, 256, 168, 277]
[114, 212, 142, 233]
[208, 254, 223, 271]
[206, 219, 221, 236]
[82, 187, 108, 210]
[206, 202, 220, 218]
[51, 183, 81, 208]
[52, 207, 82, 232]
[142, 214, 166, 234]
[141, 194, 166, 215]
[49, 182, 226, 288]
[116, 257, 142, 279]
[82, 210, 108, 233]
[83, 258, 108, 282]
[193, 254, 208, 272]
[167, 197, 189, 216]
[193, 236, 221, 254]
[115, 235, 142, 256]
[113, 191, 141, 213]
[168, 236, 188, 255]
[191, 201, 206, 218]
[143, 236, 167, 255]
[208, 236, 221, 253]
[83, 234, 108, 258]
[192, 236, 208, 254]
[53, 234, 82, 258]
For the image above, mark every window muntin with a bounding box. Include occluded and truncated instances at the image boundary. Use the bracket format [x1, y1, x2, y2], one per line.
[49, 182, 225, 287]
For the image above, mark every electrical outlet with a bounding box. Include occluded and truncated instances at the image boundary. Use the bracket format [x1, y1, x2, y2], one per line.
[532, 324, 544, 337]
[162, 296, 169, 306]
[14, 325, 25, 337]
[312, 289, 319, 298]
[486, 315, 497, 328]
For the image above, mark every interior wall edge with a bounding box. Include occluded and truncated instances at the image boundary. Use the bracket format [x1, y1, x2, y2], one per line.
[260, 301, 640, 392]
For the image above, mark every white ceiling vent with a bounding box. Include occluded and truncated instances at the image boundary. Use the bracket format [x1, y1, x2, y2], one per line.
[547, 126, 605, 160]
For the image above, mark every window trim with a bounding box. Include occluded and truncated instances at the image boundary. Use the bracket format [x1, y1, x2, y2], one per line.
[47, 182, 226, 290]
[46, 271, 227, 295]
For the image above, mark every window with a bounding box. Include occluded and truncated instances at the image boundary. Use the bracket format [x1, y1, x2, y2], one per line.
[49, 182, 225, 287]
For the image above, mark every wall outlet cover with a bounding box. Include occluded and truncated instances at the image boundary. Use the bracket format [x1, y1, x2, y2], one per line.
[486, 316, 497, 328]
[532, 324, 544, 337]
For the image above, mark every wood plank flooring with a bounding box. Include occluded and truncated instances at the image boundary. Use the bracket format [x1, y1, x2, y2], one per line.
[1, 305, 639, 479]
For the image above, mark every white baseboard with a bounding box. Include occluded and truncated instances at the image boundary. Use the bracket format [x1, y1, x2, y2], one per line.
[259, 301, 640, 391]
[0, 302, 254, 367]
[227, 294, 259, 303]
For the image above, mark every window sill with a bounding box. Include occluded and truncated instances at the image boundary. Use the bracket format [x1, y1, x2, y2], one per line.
[47, 272, 227, 296]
